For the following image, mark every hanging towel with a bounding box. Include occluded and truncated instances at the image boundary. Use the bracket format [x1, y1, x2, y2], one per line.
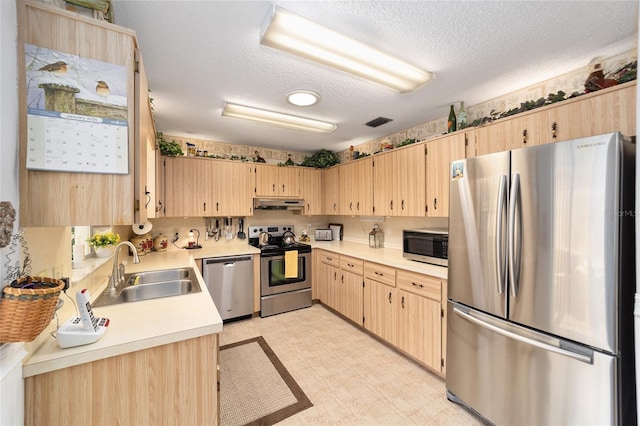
[284, 250, 298, 278]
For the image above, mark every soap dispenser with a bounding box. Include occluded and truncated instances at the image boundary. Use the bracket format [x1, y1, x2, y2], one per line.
[369, 224, 384, 248]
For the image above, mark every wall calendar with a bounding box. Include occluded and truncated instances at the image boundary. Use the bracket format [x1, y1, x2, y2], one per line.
[24, 43, 129, 174]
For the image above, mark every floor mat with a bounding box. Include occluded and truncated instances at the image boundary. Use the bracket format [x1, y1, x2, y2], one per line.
[219, 336, 313, 425]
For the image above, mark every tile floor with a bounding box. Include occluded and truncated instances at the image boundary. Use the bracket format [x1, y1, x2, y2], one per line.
[219, 304, 483, 425]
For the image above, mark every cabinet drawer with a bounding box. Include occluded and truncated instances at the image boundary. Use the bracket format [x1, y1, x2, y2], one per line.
[340, 256, 364, 274]
[364, 262, 396, 287]
[397, 270, 441, 302]
[319, 251, 340, 267]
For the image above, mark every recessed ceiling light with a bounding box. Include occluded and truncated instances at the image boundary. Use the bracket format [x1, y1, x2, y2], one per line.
[286, 90, 319, 107]
[221, 102, 336, 133]
[260, 6, 435, 93]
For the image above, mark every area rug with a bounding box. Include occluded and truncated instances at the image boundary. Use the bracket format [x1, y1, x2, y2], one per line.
[219, 336, 313, 426]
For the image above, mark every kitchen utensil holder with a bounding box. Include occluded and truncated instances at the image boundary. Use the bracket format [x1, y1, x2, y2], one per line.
[0, 276, 64, 342]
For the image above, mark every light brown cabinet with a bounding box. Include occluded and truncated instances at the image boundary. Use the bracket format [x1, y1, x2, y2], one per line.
[396, 269, 443, 372]
[25, 333, 219, 426]
[253, 164, 301, 197]
[425, 133, 466, 217]
[339, 158, 373, 216]
[363, 262, 397, 346]
[163, 157, 253, 217]
[317, 250, 340, 310]
[339, 256, 364, 325]
[373, 144, 426, 217]
[471, 81, 636, 156]
[18, 0, 140, 226]
[322, 166, 341, 215]
[301, 167, 323, 215]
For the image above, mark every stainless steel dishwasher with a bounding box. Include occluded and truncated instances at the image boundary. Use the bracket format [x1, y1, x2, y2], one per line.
[202, 255, 253, 322]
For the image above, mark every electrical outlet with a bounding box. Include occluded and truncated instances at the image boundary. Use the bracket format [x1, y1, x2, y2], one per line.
[61, 277, 70, 291]
[172, 229, 180, 242]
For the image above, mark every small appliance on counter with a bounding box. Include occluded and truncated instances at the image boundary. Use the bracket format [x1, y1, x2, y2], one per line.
[402, 228, 448, 266]
[314, 228, 332, 241]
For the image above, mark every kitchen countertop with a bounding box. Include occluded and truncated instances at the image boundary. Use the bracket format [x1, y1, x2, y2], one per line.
[23, 250, 224, 378]
[310, 240, 448, 279]
[23, 239, 443, 378]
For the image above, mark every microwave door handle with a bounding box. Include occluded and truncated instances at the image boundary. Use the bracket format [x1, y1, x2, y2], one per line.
[496, 175, 507, 295]
[508, 173, 522, 298]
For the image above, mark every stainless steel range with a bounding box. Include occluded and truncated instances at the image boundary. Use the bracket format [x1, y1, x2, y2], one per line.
[248, 225, 312, 317]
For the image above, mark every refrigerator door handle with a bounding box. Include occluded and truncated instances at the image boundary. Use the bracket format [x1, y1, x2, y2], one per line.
[453, 306, 593, 364]
[508, 173, 522, 297]
[495, 175, 507, 295]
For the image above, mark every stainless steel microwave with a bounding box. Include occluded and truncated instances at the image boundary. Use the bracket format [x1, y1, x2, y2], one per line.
[402, 229, 448, 266]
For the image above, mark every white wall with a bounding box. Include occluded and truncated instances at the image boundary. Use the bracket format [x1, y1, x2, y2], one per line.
[0, 1, 25, 425]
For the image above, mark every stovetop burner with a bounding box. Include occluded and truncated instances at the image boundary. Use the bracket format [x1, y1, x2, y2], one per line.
[247, 225, 312, 254]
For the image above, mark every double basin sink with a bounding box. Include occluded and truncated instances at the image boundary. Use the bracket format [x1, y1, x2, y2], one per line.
[93, 267, 202, 308]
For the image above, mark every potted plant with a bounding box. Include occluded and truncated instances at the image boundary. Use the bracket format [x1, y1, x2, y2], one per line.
[87, 232, 121, 258]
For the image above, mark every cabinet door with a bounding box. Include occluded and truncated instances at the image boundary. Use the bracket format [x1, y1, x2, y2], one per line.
[397, 289, 441, 371]
[426, 134, 465, 217]
[215, 162, 253, 216]
[354, 157, 373, 215]
[341, 270, 364, 326]
[372, 152, 394, 216]
[254, 164, 279, 196]
[279, 167, 301, 197]
[164, 157, 210, 217]
[301, 168, 323, 215]
[322, 167, 341, 215]
[395, 144, 426, 216]
[320, 262, 340, 311]
[364, 278, 398, 346]
[18, 2, 136, 226]
[339, 161, 357, 214]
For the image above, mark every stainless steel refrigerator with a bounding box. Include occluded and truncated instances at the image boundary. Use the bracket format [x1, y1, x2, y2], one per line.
[446, 132, 636, 425]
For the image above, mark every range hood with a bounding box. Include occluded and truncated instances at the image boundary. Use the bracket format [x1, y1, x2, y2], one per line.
[253, 198, 305, 210]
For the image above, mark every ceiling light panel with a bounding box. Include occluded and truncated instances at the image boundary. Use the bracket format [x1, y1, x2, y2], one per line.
[260, 7, 434, 92]
[221, 102, 336, 133]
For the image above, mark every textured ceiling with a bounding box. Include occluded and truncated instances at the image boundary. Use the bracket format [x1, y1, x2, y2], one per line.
[111, 0, 638, 154]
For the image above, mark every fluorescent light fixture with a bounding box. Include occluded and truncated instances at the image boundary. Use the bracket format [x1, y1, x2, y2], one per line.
[260, 7, 435, 93]
[286, 90, 320, 106]
[221, 102, 336, 133]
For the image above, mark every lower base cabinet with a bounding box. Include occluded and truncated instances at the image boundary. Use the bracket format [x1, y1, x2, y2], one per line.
[318, 253, 447, 376]
[24, 334, 219, 426]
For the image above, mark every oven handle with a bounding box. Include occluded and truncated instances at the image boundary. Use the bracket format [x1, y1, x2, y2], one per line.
[260, 251, 311, 258]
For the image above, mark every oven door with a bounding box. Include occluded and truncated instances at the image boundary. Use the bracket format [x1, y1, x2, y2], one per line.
[260, 251, 311, 296]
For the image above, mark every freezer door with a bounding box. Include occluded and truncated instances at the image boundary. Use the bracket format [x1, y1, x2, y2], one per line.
[508, 133, 629, 353]
[449, 151, 510, 318]
[446, 302, 631, 426]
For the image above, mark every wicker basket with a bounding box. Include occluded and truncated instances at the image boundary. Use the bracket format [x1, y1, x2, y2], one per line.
[0, 276, 64, 343]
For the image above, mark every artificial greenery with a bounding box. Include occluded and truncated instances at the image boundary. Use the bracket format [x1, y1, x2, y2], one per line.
[300, 149, 340, 169]
[157, 132, 184, 156]
[396, 138, 418, 148]
[87, 232, 120, 248]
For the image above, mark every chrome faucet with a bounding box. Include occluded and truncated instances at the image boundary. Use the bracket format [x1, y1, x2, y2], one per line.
[108, 241, 140, 293]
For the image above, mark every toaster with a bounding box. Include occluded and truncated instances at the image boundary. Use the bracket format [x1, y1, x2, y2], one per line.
[314, 229, 333, 241]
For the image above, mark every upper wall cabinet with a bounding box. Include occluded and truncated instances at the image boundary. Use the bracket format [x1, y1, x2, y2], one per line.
[373, 144, 426, 217]
[425, 133, 466, 218]
[17, 0, 146, 226]
[340, 158, 373, 216]
[253, 164, 301, 198]
[301, 167, 323, 215]
[322, 166, 341, 215]
[469, 81, 636, 157]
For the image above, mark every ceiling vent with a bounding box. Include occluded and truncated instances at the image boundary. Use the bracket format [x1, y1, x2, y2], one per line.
[365, 117, 393, 128]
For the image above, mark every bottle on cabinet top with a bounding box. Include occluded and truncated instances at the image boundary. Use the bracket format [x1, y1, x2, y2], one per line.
[447, 105, 457, 133]
[457, 101, 467, 130]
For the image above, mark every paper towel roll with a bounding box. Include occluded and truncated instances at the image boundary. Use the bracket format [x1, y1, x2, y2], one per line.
[132, 221, 153, 235]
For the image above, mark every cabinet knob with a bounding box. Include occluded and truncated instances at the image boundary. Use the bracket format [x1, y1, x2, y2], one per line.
[522, 129, 528, 144]
[401, 296, 405, 309]
[357, 201, 360, 211]
[350, 202, 353, 211]
[390, 200, 393, 210]
[388, 292, 392, 303]
[433, 198, 438, 210]
[551, 122, 558, 139]
[203, 202, 206, 211]
[412, 282, 424, 288]
[401, 199, 405, 210]
[282, 184, 285, 192]
[272, 183, 276, 192]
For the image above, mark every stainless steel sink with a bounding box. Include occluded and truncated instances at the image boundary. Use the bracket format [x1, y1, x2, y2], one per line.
[93, 267, 202, 307]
